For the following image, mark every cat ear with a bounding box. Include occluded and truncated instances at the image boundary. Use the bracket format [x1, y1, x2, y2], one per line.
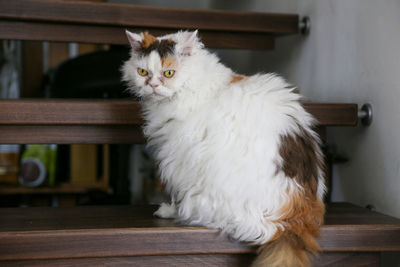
[177, 30, 199, 57]
[125, 30, 143, 52]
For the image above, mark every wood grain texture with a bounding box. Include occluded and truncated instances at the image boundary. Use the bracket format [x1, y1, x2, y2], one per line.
[0, 0, 294, 49]
[303, 103, 358, 126]
[0, 125, 146, 144]
[0, 100, 357, 126]
[0, 0, 298, 34]
[313, 252, 380, 267]
[0, 203, 398, 261]
[0, 100, 143, 125]
[0, 253, 380, 267]
[0, 100, 357, 144]
[0, 183, 112, 195]
[0, 21, 275, 49]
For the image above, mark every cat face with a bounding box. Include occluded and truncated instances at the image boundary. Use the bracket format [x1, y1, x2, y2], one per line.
[124, 30, 199, 100]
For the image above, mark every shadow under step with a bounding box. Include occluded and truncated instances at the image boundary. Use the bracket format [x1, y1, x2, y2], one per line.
[0, 203, 399, 266]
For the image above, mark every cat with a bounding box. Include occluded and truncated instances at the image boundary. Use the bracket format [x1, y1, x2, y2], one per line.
[122, 30, 326, 267]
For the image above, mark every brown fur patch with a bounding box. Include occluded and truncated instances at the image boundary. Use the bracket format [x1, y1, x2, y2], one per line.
[161, 56, 178, 69]
[278, 126, 324, 193]
[229, 75, 246, 84]
[274, 123, 325, 251]
[139, 34, 176, 58]
[141, 32, 157, 48]
[157, 39, 176, 57]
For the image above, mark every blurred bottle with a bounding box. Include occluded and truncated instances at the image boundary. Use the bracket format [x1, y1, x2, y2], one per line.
[19, 144, 57, 187]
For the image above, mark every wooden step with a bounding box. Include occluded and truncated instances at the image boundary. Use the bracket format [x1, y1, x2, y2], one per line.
[0, 0, 298, 50]
[0, 183, 113, 195]
[0, 100, 358, 144]
[0, 203, 398, 266]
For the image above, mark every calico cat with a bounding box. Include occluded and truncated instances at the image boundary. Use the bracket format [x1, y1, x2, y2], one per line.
[122, 30, 325, 267]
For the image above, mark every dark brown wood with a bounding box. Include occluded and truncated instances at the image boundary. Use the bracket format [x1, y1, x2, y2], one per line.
[320, 226, 400, 252]
[0, 254, 255, 267]
[0, 183, 112, 195]
[0, 100, 143, 125]
[0, 203, 399, 261]
[0, 100, 145, 144]
[0, 0, 298, 34]
[0, 21, 275, 50]
[0, 228, 253, 260]
[313, 252, 380, 267]
[0, 100, 146, 143]
[0, 100, 358, 144]
[303, 103, 358, 126]
[0, 100, 357, 126]
[325, 202, 400, 225]
[0, 253, 381, 267]
[0, 0, 295, 49]
[0, 125, 146, 144]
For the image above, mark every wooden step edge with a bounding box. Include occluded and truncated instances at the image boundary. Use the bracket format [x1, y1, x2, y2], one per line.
[0, 183, 113, 195]
[0, 227, 255, 261]
[0, 100, 144, 126]
[0, 0, 299, 34]
[1, 224, 399, 261]
[0, 253, 382, 267]
[0, 101, 357, 144]
[319, 224, 400, 252]
[0, 21, 276, 49]
[303, 103, 358, 126]
[0, 100, 358, 127]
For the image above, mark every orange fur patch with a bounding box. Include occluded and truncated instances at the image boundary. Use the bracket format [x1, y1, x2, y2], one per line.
[255, 188, 325, 266]
[229, 75, 246, 84]
[141, 31, 157, 48]
[253, 232, 310, 267]
[161, 56, 178, 69]
[276, 188, 324, 248]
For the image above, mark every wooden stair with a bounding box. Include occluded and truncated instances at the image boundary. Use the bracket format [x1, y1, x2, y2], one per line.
[0, 203, 399, 266]
[0, 100, 357, 144]
[0, 0, 298, 50]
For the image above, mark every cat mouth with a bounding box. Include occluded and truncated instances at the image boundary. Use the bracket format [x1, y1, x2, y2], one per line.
[152, 91, 162, 97]
[151, 91, 165, 99]
[151, 88, 166, 98]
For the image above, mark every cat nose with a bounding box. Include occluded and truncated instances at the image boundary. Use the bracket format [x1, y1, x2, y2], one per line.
[150, 83, 159, 89]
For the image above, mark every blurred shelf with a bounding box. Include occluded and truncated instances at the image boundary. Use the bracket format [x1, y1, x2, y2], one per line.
[0, 183, 113, 195]
[0, 100, 358, 144]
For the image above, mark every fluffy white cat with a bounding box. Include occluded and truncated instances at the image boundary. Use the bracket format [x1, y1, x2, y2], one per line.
[122, 30, 326, 267]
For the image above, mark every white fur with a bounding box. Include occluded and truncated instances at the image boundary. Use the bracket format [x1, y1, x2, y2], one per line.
[122, 31, 326, 245]
[153, 202, 177, 219]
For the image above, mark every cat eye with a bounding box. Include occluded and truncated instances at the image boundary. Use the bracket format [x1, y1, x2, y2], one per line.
[163, 70, 175, 78]
[137, 68, 148, 76]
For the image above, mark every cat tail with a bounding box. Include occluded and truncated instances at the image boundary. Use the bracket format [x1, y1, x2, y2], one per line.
[251, 230, 320, 267]
[252, 194, 325, 267]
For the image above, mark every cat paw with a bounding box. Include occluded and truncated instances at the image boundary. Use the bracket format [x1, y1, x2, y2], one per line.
[154, 203, 177, 219]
